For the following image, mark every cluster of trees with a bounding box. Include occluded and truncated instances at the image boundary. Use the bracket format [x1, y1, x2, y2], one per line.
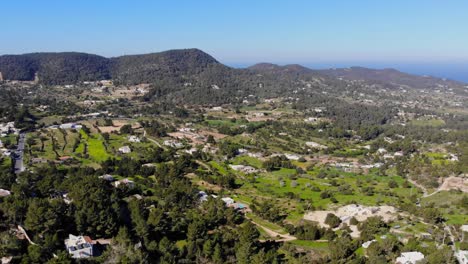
[218, 141, 241, 159]
[250, 200, 286, 223]
[140, 120, 172, 137]
[263, 155, 295, 171]
[196, 169, 237, 189]
[357, 216, 390, 241]
[284, 221, 335, 241]
[0, 146, 287, 263]
[213, 120, 268, 136]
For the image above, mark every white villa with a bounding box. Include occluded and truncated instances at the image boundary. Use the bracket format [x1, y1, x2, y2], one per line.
[65, 234, 94, 258]
[0, 189, 11, 197]
[128, 135, 141, 143]
[118, 146, 131, 154]
[305, 141, 328, 149]
[163, 140, 184, 148]
[284, 153, 301, 161]
[395, 252, 424, 264]
[221, 197, 235, 206]
[0, 122, 18, 136]
[59, 123, 83, 130]
[229, 164, 257, 174]
[99, 174, 115, 182]
[456, 250, 468, 264]
[113, 178, 135, 188]
[362, 239, 376, 249]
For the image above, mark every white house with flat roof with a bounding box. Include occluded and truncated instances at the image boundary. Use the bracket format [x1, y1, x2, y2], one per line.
[118, 146, 131, 154]
[221, 197, 234, 206]
[0, 189, 11, 197]
[460, 225, 468, 232]
[65, 234, 94, 258]
[59, 123, 83, 130]
[128, 135, 141, 143]
[396, 252, 424, 264]
[113, 178, 135, 189]
[461, 225, 468, 241]
[456, 250, 468, 264]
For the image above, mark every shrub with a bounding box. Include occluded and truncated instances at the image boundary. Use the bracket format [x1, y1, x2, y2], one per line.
[325, 213, 342, 228]
[320, 191, 332, 199]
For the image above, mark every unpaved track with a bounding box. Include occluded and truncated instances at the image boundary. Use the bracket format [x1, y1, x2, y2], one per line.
[410, 176, 468, 198]
[246, 217, 297, 242]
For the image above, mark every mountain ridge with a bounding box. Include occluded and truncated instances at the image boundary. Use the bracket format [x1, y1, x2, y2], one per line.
[0, 49, 465, 89]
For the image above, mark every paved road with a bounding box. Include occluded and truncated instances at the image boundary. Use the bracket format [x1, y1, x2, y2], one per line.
[14, 133, 26, 174]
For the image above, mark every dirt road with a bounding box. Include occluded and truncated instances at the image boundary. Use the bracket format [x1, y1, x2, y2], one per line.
[248, 219, 297, 242]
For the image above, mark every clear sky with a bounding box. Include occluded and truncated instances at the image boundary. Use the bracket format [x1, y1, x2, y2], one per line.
[2, 1, 468, 68]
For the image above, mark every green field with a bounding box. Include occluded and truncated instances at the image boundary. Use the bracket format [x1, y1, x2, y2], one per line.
[225, 163, 420, 225]
[288, 240, 329, 249]
[231, 155, 263, 168]
[422, 191, 468, 224]
[410, 118, 445, 127]
[208, 161, 231, 175]
[246, 213, 288, 235]
[26, 127, 159, 168]
[81, 130, 109, 162]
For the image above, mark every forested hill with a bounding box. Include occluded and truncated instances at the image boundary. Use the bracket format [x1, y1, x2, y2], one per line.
[248, 63, 314, 74]
[0, 49, 465, 90]
[0, 49, 226, 85]
[0, 52, 111, 84]
[110, 49, 227, 84]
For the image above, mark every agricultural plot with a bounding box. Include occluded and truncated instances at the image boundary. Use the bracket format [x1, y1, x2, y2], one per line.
[255, 168, 413, 205]
[0, 156, 11, 170]
[231, 155, 264, 168]
[26, 126, 159, 168]
[224, 164, 419, 225]
[410, 118, 446, 127]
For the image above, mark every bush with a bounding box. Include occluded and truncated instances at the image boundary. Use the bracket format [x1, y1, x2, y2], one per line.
[460, 242, 468, 250]
[325, 213, 342, 228]
[349, 217, 359, 225]
[388, 180, 398, 188]
[320, 190, 332, 199]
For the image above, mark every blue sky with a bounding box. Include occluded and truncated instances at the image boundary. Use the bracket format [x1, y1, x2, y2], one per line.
[2, 1, 468, 74]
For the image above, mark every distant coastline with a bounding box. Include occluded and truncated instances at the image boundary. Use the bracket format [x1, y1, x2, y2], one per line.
[229, 62, 468, 83]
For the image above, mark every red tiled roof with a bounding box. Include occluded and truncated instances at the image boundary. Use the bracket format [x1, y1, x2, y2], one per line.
[83, 236, 93, 243]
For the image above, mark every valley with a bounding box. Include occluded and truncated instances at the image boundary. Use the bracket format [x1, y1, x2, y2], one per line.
[0, 49, 467, 263]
